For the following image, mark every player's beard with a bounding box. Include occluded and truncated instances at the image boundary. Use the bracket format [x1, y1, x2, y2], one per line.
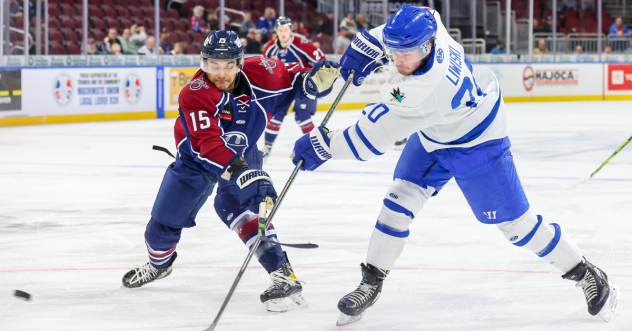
[396, 59, 423, 76]
[209, 73, 237, 92]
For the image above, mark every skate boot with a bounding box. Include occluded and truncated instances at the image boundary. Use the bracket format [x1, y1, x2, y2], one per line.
[262, 143, 273, 163]
[562, 257, 620, 322]
[337, 263, 388, 326]
[122, 252, 177, 288]
[394, 137, 407, 150]
[260, 263, 306, 312]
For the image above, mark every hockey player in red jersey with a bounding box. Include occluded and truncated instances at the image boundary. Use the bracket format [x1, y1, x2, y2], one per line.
[121, 30, 340, 312]
[262, 16, 327, 161]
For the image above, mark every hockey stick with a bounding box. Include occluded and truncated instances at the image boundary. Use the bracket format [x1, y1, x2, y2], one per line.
[205, 71, 354, 331]
[567, 135, 632, 190]
[257, 202, 319, 249]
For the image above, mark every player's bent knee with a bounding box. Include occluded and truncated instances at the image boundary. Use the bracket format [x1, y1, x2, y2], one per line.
[383, 179, 434, 217]
[497, 211, 582, 272]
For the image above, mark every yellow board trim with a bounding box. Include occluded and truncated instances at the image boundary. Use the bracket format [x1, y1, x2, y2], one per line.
[604, 95, 632, 100]
[0, 91, 9, 96]
[0, 111, 156, 127]
[13, 90, 22, 96]
[166, 110, 179, 118]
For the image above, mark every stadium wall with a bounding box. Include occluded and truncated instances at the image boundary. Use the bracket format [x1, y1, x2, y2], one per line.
[1, 63, 632, 127]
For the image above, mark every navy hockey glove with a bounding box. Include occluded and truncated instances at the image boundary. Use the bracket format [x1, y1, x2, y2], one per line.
[339, 29, 384, 86]
[292, 126, 332, 171]
[222, 156, 278, 208]
[302, 60, 341, 99]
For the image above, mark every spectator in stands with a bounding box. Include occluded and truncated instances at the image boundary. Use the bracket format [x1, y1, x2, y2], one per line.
[571, 45, 587, 62]
[172, 42, 184, 55]
[98, 28, 120, 54]
[533, 19, 549, 33]
[160, 28, 174, 55]
[138, 36, 163, 55]
[239, 12, 256, 37]
[340, 12, 358, 35]
[292, 21, 300, 33]
[205, 12, 220, 34]
[130, 25, 148, 51]
[298, 22, 308, 35]
[191, 5, 205, 32]
[258, 7, 277, 35]
[561, 0, 578, 11]
[533, 39, 549, 54]
[545, 16, 555, 33]
[86, 38, 101, 55]
[9, 0, 20, 18]
[118, 28, 137, 54]
[111, 43, 123, 56]
[491, 44, 506, 54]
[241, 38, 249, 53]
[601, 45, 612, 56]
[333, 26, 351, 54]
[355, 13, 373, 30]
[581, 0, 595, 14]
[245, 28, 262, 54]
[313, 16, 333, 36]
[609, 17, 629, 38]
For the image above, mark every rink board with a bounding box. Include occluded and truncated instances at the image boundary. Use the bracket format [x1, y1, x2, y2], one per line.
[1, 63, 632, 126]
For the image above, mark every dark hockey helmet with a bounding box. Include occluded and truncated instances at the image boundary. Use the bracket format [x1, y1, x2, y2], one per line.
[275, 16, 292, 30]
[200, 30, 244, 73]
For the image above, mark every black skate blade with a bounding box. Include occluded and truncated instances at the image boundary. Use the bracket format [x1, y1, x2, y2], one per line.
[259, 236, 318, 249]
[336, 313, 362, 326]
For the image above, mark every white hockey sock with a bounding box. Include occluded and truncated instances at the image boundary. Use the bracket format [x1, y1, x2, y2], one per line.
[497, 211, 582, 273]
[366, 179, 434, 271]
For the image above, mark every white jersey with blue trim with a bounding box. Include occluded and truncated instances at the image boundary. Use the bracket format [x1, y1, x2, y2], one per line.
[328, 10, 509, 161]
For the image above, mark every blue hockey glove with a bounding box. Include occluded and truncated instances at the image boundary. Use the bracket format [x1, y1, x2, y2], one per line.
[292, 126, 332, 171]
[302, 60, 341, 99]
[222, 156, 278, 208]
[339, 29, 384, 86]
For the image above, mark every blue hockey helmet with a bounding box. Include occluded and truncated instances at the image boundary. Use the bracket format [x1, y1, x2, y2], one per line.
[200, 30, 244, 73]
[275, 16, 292, 30]
[382, 5, 437, 62]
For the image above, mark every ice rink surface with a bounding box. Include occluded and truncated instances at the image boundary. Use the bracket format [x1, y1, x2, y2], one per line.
[1, 100, 631, 331]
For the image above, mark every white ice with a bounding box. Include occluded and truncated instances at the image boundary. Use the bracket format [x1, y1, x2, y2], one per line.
[1, 101, 631, 331]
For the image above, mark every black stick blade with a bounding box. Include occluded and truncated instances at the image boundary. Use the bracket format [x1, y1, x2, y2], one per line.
[259, 236, 319, 249]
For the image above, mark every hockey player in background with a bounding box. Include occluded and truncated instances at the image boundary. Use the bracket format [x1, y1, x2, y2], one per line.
[121, 30, 338, 312]
[262, 16, 326, 161]
[292, 6, 620, 325]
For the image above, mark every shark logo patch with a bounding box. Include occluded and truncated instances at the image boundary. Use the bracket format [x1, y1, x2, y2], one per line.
[390, 87, 406, 103]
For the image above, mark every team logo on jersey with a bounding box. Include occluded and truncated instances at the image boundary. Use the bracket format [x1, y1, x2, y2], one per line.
[390, 87, 406, 103]
[510, 236, 518, 242]
[189, 77, 209, 91]
[483, 211, 497, 220]
[436, 48, 444, 64]
[124, 74, 142, 104]
[279, 49, 288, 57]
[53, 74, 72, 106]
[224, 131, 249, 152]
[259, 57, 277, 74]
[389, 193, 398, 199]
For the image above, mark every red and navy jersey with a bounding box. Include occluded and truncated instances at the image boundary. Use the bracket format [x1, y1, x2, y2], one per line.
[263, 35, 325, 68]
[175, 56, 310, 176]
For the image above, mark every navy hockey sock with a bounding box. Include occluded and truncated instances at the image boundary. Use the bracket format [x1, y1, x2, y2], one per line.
[235, 217, 287, 273]
[144, 218, 182, 269]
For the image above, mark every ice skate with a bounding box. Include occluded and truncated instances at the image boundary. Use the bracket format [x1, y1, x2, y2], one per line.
[122, 252, 177, 288]
[394, 137, 407, 150]
[260, 263, 306, 312]
[262, 144, 273, 163]
[336, 263, 388, 326]
[562, 257, 620, 322]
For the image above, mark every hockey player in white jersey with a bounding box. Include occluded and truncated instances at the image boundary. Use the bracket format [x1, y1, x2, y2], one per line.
[292, 5, 620, 326]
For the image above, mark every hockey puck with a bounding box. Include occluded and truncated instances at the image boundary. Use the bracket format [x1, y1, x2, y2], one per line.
[14, 290, 31, 301]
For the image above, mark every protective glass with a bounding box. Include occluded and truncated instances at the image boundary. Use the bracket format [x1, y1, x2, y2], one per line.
[200, 58, 241, 75]
[384, 39, 432, 64]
